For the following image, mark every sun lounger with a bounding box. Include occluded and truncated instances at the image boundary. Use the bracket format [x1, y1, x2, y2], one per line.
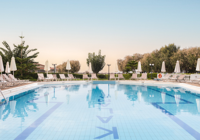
[170, 74, 178, 81]
[52, 74, 58, 81]
[47, 74, 55, 81]
[161, 74, 172, 81]
[59, 74, 69, 81]
[0, 75, 13, 88]
[191, 78, 200, 84]
[3, 74, 19, 85]
[37, 73, 50, 82]
[118, 74, 125, 80]
[177, 75, 186, 82]
[130, 73, 137, 80]
[83, 74, 90, 80]
[91, 74, 98, 80]
[110, 73, 116, 80]
[68, 74, 77, 80]
[139, 73, 147, 80]
[8, 74, 28, 83]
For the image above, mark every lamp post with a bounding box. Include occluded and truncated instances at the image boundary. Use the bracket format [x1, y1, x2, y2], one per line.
[52, 64, 57, 73]
[107, 64, 111, 80]
[149, 63, 154, 79]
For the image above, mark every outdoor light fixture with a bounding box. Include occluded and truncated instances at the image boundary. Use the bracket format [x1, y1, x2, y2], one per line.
[52, 64, 57, 73]
[149, 63, 154, 79]
[107, 64, 111, 80]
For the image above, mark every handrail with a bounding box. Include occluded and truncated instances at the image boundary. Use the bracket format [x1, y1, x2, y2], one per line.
[0, 89, 7, 102]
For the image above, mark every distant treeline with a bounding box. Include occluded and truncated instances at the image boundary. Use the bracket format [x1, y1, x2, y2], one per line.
[117, 44, 200, 73]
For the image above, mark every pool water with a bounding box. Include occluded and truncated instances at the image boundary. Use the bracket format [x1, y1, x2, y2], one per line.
[0, 82, 200, 140]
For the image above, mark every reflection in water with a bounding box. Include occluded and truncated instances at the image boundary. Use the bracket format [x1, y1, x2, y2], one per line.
[0, 105, 5, 119]
[161, 93, 166, 104]
[166, 88, 171, 91]
[87, 86, 105, 109]
[132, 86, 137, 91]
[123, 85, 138, 104]
[68, 85, 80, 92]
[60, 86, 65, 90]
[115, 84, 118, 100]
[10, 100, 16, 114]
[44, 92, 49, 106]
[141, 86, 147, 91]
[107, 84, 111, 98]
[137, 91, 142, 102]
[179, 89, 186, 93]
[66, 94, 70, 104]
[173, 89, 179, 93]
[52, 87, 57, 100]
[0, 89, 38, 122]
[196, 99, 200, 112]
[175, 94, 181, 107]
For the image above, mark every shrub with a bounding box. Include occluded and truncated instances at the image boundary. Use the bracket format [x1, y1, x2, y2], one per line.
[147, 73, 157, 79]
[97, 74, 107, 79]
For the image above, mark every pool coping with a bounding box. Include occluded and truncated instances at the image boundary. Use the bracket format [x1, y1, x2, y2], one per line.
[117, 80, 200, 93]
[0, 81, 88, 100]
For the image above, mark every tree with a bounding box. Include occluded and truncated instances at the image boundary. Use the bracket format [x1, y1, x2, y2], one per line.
[170, 47, 200, 73]
[14, 42, 39, 78]
[57, 62, 67, 73]
[125, 57, 138, 72]
[117, 55, 141, 72]
[70, 60, 81, 73]
[0, 41, 39, 78]
[0, 41, 14, 66]
[140, 43, 180, 73]
[86, 50, 106, 74]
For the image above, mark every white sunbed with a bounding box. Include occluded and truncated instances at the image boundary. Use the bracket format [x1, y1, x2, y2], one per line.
[37, 73, 50, 82]
[110, 73, 116, 80]
[118, 74, 125, 80]
[3, 74, 19, 85]
[47, 74, 55, 81]
[83, 74, 90, 81]
[68, 74, 77, 80]
[138, 73, 147, 80]
[170, 74, 178, 81]
[177, 75, 186, 82]
[8, 74, 28, 83]
[161, 74, 172, 81]
[52, 74, 58, 81]
[91, 74, 98, 80]
[0, 75, 13, 88]
[59, 74, 69, 81]
[130, 73, 137, 80]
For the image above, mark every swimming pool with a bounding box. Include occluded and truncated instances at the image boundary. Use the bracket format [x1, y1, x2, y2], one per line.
[0, 82, 200, 140]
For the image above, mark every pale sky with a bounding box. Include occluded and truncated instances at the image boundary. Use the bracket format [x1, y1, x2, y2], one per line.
[0, 0, 200, 72]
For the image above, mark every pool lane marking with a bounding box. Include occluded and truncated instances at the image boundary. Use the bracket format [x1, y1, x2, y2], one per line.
[94, 94, 119, 139]
[14, 102, 63, 140]
[94, 127, 119, 139]
[147, 87, 193, 103]
[97, 116, 113, 123]
[151, 103, 200, 140]
[147, 87, 200, 140]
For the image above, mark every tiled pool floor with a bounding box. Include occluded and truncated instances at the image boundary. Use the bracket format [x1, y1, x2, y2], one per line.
[0, 83, 200, 140]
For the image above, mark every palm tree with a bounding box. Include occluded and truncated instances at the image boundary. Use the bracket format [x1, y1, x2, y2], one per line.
[14, 41, 39, 77]
[0, 41, 14, 66]
[0, 41, 39, 78]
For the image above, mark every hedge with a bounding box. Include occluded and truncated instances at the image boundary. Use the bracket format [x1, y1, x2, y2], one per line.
[20, 72, 158, 81]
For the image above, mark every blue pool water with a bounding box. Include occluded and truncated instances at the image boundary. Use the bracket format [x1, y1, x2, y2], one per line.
[0, 82, 200, 140]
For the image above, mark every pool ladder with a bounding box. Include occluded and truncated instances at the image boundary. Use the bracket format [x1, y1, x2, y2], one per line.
[0, 89, 7, 102]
